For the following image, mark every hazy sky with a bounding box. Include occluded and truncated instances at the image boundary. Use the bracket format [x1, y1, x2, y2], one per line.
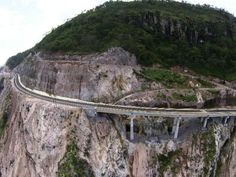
[0, 0, 235, 66]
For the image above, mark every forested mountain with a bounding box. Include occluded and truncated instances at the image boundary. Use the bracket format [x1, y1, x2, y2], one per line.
[7, 0, 236, 80]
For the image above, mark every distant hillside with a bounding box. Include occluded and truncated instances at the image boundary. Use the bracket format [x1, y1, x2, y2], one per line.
[7, 0, 236, 80]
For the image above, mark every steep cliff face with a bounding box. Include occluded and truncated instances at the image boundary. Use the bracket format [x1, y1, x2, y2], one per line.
[215, 127, 236, 177]
[2, 1, 236, 176]
[0, 86, 128, 177]
[0, 83, 236, 177]
[13, 47, 236, 108]
[126, 10, 234, 44]
[16, 48, 141, 103]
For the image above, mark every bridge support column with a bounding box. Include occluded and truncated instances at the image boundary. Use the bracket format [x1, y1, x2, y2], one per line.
[172, 117, 178, 134]
[86, 108, 97, 117]
[130, 116, 135, 141]
[91, 108, 97, 117]
[200, 117, 204, 123]
[174, 117, 181, 139]
[223, 116, 230, 126]
[202, 116, 209, 129]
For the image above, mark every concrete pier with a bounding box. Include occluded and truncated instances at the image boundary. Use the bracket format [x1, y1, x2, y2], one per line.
[223, 116, 230, 126]
[130, 116, 135, 141]
[172, 117, 178, 134]
[202, 116, 209, 129]
[174, 117, 182, 139]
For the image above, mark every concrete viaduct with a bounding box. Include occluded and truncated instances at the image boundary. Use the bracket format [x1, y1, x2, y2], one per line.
[13, 75, 236, 140]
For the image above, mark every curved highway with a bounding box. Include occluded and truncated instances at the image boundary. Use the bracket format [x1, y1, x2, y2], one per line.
[13, 75, 236, 118]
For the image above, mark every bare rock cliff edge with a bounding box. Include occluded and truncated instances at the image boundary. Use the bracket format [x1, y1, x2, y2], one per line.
[0, 49, 236, 176]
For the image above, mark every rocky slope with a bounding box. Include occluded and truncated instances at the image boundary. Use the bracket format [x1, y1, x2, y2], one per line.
[0, 46, 235, 176]
[1, 1, 236, 176]
[16, 48, 141, 103]
[12, 47, 236, 107]
[0, 72, 236, 177]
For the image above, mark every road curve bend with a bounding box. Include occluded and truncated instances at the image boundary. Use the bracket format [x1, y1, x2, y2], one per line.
[13, 75, 236, 118]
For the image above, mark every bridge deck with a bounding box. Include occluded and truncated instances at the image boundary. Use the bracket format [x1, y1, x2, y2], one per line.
[14, 75, 236, 118]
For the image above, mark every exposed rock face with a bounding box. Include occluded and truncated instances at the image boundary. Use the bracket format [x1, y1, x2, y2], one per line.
[129, 11, 234, 44]
[0, 73, 236, 177]
[215, 127, 236, 177]
[0, 46, 236, 177]
[16, 48, 141, 103]
[0, 91, 129, 177]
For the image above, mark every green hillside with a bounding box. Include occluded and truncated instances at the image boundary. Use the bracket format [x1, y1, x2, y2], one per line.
[7, 0, 236, 80]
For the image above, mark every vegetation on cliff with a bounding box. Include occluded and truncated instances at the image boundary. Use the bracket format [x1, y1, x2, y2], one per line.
[57, 142, 94, 177]
[142, 68, 188, 87]
[0, 92, 12, 136]
[6, 50, 31, 70]
[157, 149, 182, 176]
[7, 0, 236, 80]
